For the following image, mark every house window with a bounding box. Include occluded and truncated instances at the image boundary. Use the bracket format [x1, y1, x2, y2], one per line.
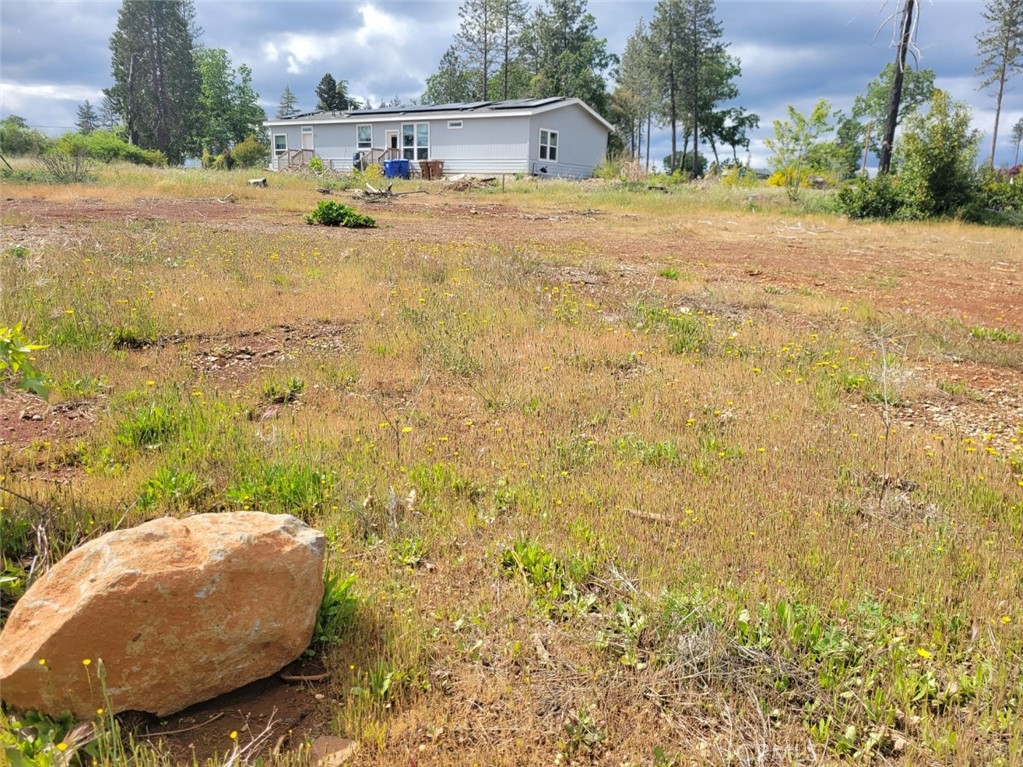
[357, 124, 372, 149]
[539, 129, 558, 162]
[447, 120, 463, 129]
[273, 134, 287, 156]
[402, 122, 429, 160]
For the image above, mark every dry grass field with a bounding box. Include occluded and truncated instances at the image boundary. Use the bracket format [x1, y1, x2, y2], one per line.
[1, 166, 1022, 766]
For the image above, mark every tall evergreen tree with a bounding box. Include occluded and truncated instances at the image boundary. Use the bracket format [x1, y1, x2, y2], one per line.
[523, 0, 615, 114]
[423, 46, 481, 104]
[76, 100, 99, 135]
[98, 96, 120, 131]
[276, 84, 300, 118]
[496, 0, 528, 99]
[105, 0, 200, 164]
[651, 0, 735, 176]
[316, 73, 340, 111]
[457, 0, 501, 100]
[1011, 115, 1023, 164]
[976, 0, 1023, 166]
[618, 20, 658, 167]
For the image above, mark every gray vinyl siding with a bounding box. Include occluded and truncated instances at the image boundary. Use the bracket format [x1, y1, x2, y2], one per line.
[266, 99, 608, 177]
[527, 103, 608, 178]
[430, 116, 530, 175]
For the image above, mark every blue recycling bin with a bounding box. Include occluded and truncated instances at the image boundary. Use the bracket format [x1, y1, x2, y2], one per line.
[383, 159, 410, 179]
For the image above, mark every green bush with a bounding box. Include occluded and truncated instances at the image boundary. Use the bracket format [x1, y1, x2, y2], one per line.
[55, 131, 165, 166]
[837, 174, 906, 220]
[305, 201, 376, 228]
[0, 115, 49, 156]
[231, 135, 268, 168]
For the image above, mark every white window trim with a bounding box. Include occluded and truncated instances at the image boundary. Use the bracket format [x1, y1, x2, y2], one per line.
[447, 120, 463, 129]
[357, 124, 373, 150]
[539, 129, 558, 162]
[401, 122, 430, 161]
[273, 133, 287, 156]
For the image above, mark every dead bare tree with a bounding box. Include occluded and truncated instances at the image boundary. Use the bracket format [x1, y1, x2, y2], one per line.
[878, 0, 920, 174]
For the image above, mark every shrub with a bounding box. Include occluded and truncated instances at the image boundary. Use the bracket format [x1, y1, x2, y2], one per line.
[55, 131, 165, 166]
[308, 156, 325, 174]
[232, 135, 268, 168]
[837, 174, 906, 220]
[38, 142, 94, 183]
[305, 201, 376, 228]
[0, 115, 49, 156]
[894, 89, 980, 218]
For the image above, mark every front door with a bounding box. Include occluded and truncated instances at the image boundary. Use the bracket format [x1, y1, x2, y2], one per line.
[301, 130, 314, 150]
[385, 131, 399, 151]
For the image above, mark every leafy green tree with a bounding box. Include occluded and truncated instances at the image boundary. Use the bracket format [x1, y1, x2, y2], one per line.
[852, 64, 935, 163]
[423, 46, 481, 104]
[276, 84, 300, 118]
[894, 89, 980, 217]
[764, 98, 836, 200]
[0, 115, 49, 155]
[975, 0, 1023, 166]
[105, 0, 201, 164]
[522, 0, 616, 114]
[192, 48, 265, 156]
[713, 107, 760, 165]
[76, 100, 99, 135]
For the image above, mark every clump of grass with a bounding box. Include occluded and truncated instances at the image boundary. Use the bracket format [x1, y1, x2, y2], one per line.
[969, 325, 1021, 343]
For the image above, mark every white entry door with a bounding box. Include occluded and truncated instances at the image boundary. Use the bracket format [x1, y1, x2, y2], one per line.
[301, 130, 314, 150]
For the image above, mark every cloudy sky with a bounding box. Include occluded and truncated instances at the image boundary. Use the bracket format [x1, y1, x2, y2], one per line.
[2, 0, 1021, 168]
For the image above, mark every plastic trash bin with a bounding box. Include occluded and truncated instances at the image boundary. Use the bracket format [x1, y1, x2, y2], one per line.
[421, 159, 444, 180]
[384, 159, 407, 179]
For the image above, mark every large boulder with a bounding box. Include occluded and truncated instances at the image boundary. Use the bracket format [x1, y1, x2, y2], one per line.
[0, 512, 325, 718]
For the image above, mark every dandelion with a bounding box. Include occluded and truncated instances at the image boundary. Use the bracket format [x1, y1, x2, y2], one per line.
[1002, 616, 1012, 625]
[916, 648, 932, 660]
[401, 426, 413, 434]
[38, 658, 46, 666]
[57, 743, 69, 752]
[82, 658, 92, 666]
[229, 731, 238, 741]
[97, 708, 104, 716]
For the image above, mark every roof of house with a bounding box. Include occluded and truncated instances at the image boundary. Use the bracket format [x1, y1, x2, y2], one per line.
[265, 97, 613, 132]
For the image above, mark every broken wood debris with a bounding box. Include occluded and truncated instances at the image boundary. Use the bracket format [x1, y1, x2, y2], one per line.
[351, 183, 425, 203]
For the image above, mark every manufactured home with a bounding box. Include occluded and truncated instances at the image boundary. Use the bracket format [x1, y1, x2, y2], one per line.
[264, 97, 612, 178]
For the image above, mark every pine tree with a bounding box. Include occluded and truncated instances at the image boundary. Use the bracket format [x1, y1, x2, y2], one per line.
[457, 0, 501, 100]
[495, 0, 528, 99]
[76, 100, 99, 135]
[423, 47, 480, 104]
[1011, 115, 1023, 165]
[523, 0, 615, 114]
[316, 73, 340, 111]
[976, 0, 1023, 166]
[105, 0, 201, 164]
[277, 84, 299, 118]
[98, 97, 120, 131]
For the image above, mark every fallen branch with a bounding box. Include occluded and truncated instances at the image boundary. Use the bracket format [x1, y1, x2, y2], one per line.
[278, 671, 330, 683]
[142, 712, 224, 738]
[625, 508, 675, 525]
